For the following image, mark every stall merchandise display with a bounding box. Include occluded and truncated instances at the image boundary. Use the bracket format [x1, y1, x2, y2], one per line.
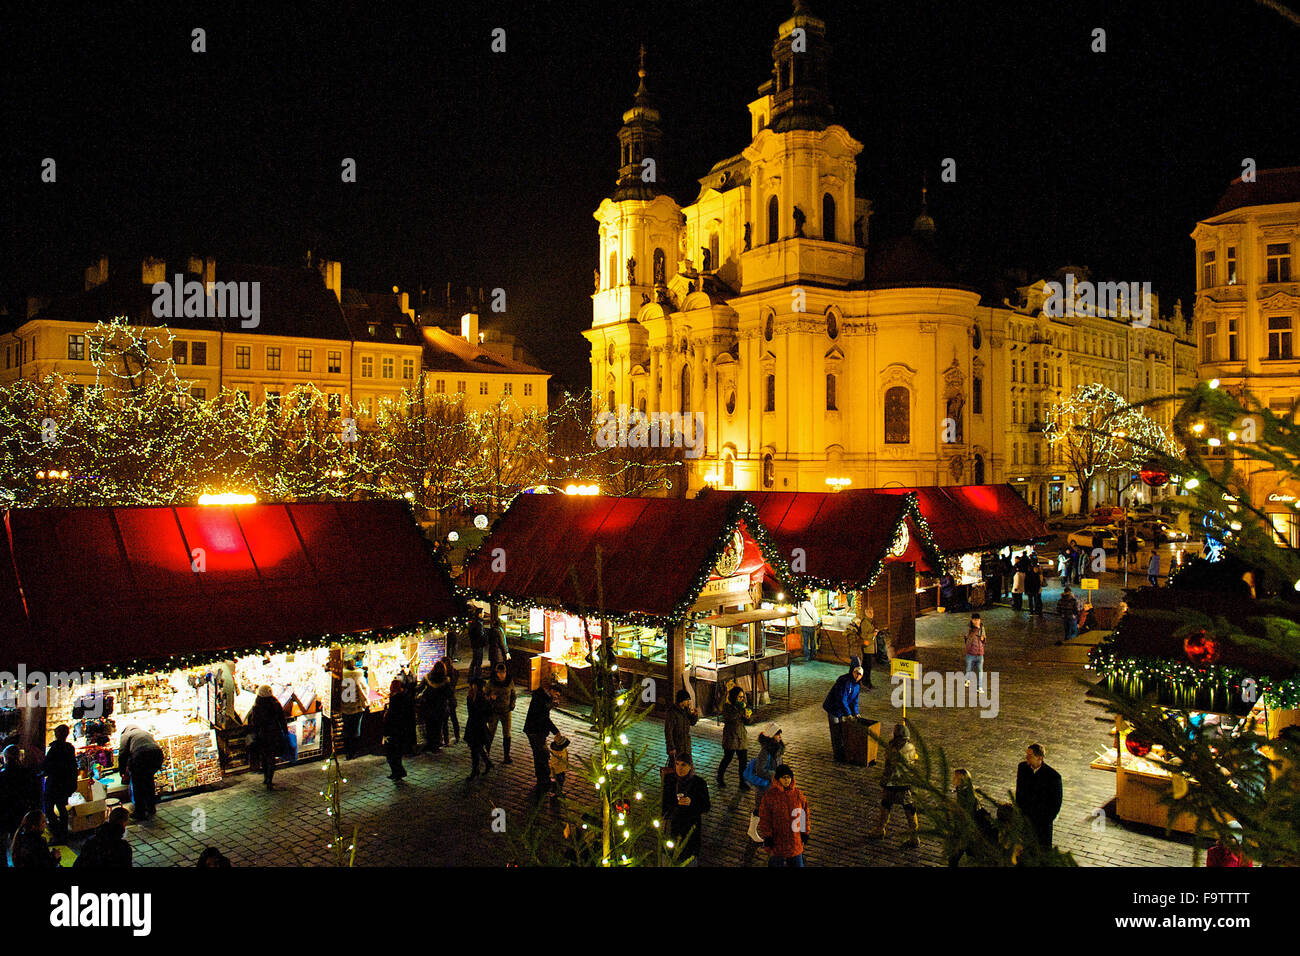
[235, 650, 330, 718]
[157, 731, 222, 793]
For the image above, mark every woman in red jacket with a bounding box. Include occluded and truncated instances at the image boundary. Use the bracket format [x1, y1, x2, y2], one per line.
[757, 764, 810, 867]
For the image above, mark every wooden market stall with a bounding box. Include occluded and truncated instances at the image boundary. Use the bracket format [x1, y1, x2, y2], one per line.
[0, 500, 465, 825]
[460, 494, 803, 715]
[740, 490, 942, 663]
[1088, 569, 1300, 836]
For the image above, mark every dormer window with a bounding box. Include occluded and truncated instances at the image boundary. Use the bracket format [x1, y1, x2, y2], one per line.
[394, 326, 404, 339]
[367, 324, 377, 337]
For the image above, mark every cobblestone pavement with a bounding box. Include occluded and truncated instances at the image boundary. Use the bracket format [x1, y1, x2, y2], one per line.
[99, 569, 1197, 867]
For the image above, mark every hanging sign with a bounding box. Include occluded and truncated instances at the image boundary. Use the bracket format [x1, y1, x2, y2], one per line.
[700, 573, 749, 600]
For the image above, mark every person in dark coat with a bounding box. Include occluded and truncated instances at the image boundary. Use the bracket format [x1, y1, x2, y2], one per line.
[440, 656, 461, 744]
[73, 807, 132, 868]
[384, 680, 417, 781]
[716, 685, 753, 792]
[417, 662, 451, 753]
[0, 744, 40, 863]
[465, 679, 494, 781]
[118, 723, 165, 820]
[660, 754, 711, 865]
[247, 685, 289, 790]
[664, 690, 700, 764]
[485, 662, 517, 764]
[40, 724, 79, 838]
[468, 612, 487, 680]
[822, 662, 863, 763]
[486, 618, 509, 668]
[523, 686, 559, 792]
[1056, 586, 1080, 645]
[1025, 561, 1043, 615]
[1015, 743, 1063, 849]
[9, 809, 59, 867]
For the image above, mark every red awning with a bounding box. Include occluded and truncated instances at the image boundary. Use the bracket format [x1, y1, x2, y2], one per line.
[876, 484, 1050, 554]
[0, 501, 462, 673]
[460, 494, 790, 624]
[739, 490, 939, 588]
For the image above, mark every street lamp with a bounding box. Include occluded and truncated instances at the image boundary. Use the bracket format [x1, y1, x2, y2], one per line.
[825, 476, 851, 492]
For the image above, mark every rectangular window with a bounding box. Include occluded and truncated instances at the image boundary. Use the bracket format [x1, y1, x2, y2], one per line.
[1013, 444, 1020, 466]
[266, 347, 281, 371]
[826, 373, 837, 411]
[297, 348, 312, 373]
[503, 381, 513, 396]
[191, 341, 207, 366]
[67, 335, 85, 361]
[361, 356, 374, 378]
[1032, 401, 1040, 423]
[479, 381, 489, 395]
[524, 382, 533, 397]
[265, 391, 281, 415]
[327, 393, 342, 418]
[1202, 249, 1217, 288]
[173, 340, 188, 365]
[1032, 362, 1040, 384]
[435, 379, 446, 394]
[402, 358, 414, 380]
[1228, 319, 1239, 361]
[358, 397, 372, 417]
[1202, 321, 1217, 364]
[1012, 402, 1019, 425]
[1010, 361, 1017, 383]
[382, 357, 394, 379]
[1033, 442, 1040, 465]
[1020, 360, 1026, 382]
[68, 384, 85, 402]
[1267, 316, 1293, 360]
[235, 345, 251, 369]
[1266, 243, 1291, 283]
[237, 389, 251, 404]
[1227, 246, 1238, 284]
[1056, 367, 1061, 386]
[190, 386, 206, 401]
[328, 351, 342, 374]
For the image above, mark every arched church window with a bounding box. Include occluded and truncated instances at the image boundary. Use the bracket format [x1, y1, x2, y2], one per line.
[762, 454, 775, 489]
[608, 252, 617, 289]
[822, 193, 836, 243]
[974, 454, 985, 485]
[709, 232, 719, 270]
[764, 312, 774, 342]
[826, 374, 837, 411]
[764, 374, 776, 413]
[607, 343, 615, 366]
[608, 389, 616, 414]
[884, 386, 910, 444]
[768, 196, 780, 245]
[827, 311, 838, 339]
[972, 376, 983, 415]
[680, 363, 691, 415]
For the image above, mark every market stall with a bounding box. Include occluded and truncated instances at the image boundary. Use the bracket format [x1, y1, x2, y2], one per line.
[461, 494, 803, 715]
[876, 484, 1051, 612]
[741, 490, 942, 663]
[1088, 568, 1300, 835]
[0, 500, 464, 816]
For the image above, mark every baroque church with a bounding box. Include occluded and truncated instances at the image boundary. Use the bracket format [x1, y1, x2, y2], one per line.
[584, 1, 997, 495]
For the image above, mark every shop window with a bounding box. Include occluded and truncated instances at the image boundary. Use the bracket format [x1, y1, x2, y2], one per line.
[884, 386, 909, 444]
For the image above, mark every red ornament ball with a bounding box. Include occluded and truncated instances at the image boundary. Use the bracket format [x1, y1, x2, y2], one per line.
[1140, 460, 1171, 488]
[1125, 735, 1153, 758]
[1183, 629, 1219, 665]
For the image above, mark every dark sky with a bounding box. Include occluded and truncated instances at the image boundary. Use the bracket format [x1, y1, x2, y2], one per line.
[2, 0, 1298, 388]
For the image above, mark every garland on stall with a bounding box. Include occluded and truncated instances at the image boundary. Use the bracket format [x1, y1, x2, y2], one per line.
[1088, 640, 1300, 710]
[461, 497, 807, 627]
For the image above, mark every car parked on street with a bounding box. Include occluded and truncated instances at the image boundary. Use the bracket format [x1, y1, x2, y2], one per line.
[1067, 525, 1145, 552]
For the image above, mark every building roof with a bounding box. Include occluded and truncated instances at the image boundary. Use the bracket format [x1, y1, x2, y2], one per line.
[341, 290, 420, 345]
[864, 233, 973, 291]
[1209, 166, 1300, 218]
[875, 484, 1051, 553]
[27, 262, 356, 340]
[0, 500, 463, 673]
[738, 490, 942, 587]
[460, 494, 794, 625]
[421, 326, 550, 377]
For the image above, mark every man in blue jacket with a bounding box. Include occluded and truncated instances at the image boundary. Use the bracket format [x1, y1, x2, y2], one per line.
[822, 660, 863, 763]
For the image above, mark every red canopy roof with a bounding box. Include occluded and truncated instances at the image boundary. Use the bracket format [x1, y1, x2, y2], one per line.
[460, 494, 792, 624]
[0, 500, 462, 673]
[876, 484, 1050, 554]
[738, 490, 940, 587]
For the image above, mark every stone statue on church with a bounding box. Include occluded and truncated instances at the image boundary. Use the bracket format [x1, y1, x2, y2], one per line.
[700, 247, 712, 272]
[593, 268, 600, 292]
[945, 392, 965, 443]
[641, 292, 651, 305]
[653, 248, 666, 285]
[793, 206, 806, 238]
[626, 256, 636, 285]
[743, 222, 752, 251]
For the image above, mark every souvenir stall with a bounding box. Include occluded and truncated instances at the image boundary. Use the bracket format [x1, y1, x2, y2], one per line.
[0, 499, 464, 811]
[742, 490, 942, 664]
[462, 494, 804, 715]
[876, 484, 1051, 613]
[1088, 575, 1300, 835]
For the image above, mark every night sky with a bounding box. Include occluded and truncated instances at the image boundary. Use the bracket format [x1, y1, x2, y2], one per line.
[2, 0, 1297, 388]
